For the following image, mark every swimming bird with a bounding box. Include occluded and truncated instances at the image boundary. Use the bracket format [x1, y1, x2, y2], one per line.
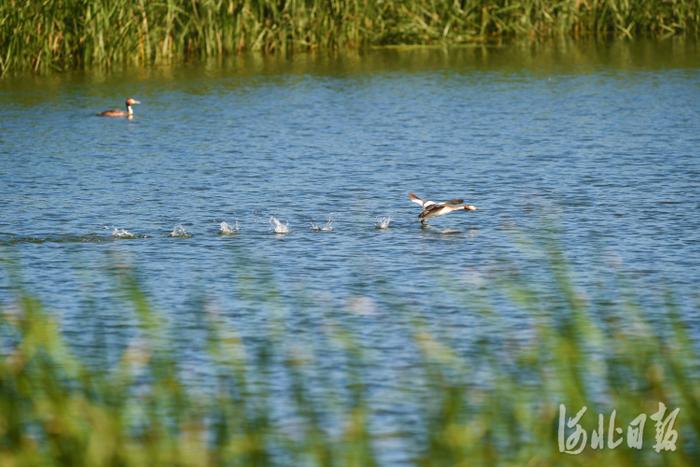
[408, 192, 477, 225]
[99, 98, 141, 118]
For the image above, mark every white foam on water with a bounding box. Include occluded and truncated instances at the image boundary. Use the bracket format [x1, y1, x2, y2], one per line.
[310, 217, 334, 232]
[112, 228, 136, 239]
[219, 221, 240, 235]
[169, 224, 192, 238]
[269, 216, 290, 234]
[375, 216, 392, 229]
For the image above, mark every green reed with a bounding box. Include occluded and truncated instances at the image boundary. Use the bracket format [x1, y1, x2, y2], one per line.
[1, 0, 699, 75]
[1, 234, 699, 466]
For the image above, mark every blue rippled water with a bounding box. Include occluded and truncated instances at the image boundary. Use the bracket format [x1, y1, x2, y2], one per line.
[1, 42, 699, 462]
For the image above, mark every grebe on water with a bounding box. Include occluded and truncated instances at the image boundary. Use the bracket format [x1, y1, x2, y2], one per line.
[99, 98, 141, 118]
[408, 192, 477, 225]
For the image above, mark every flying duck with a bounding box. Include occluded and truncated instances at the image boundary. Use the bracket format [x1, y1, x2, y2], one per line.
[408, 192, 477, 225]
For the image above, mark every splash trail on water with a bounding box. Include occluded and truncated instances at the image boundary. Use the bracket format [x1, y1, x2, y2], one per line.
[270, 216, 290, 234]
[219, 221, 239, 235]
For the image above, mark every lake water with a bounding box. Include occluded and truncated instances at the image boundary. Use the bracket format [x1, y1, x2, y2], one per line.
[1, 40, 699, 462]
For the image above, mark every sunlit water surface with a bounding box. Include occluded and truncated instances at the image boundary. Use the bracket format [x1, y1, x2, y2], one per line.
[1, 40, 699, 463]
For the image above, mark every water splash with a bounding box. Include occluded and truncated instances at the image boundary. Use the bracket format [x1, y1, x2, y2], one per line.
[310, 217, 334, 232]
[375, 216, 392, 229]
[269, 216, 290, 234]
[169, 224, 192, 238]
[111, 228, 137, 239]
[1, 234, 109, 245]
[219, 221, 240, 235]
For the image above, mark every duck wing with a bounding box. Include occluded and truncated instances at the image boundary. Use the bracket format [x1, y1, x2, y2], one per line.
[408, 192, 437, 208]
[408, 192, 425, 206]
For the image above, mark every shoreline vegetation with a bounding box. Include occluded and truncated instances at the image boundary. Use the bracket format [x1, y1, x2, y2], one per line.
[1, 238, 699, 465]
[1, 0, 699, 75]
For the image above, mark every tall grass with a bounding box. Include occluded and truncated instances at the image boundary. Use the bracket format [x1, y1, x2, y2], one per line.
[1, 238, 699, 465]
[1, 0, 699, 75]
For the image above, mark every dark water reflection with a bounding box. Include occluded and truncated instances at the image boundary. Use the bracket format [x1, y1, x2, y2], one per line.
[1, 40, 699, 463]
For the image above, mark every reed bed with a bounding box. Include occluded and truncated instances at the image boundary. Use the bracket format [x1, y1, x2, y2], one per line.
[1, 236, 699, 465]
[1, 0, 699, 75]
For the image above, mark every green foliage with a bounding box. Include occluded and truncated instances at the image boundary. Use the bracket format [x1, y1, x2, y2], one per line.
[1, 237, 699, 465]
[1, 0, 699, 75]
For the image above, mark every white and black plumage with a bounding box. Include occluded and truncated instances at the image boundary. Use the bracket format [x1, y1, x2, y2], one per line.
[408, 192, 477, 225]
